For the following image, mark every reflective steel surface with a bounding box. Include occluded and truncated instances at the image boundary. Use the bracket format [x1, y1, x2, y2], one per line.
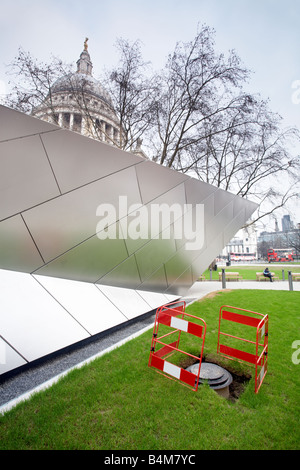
[0, 105, 258, 376]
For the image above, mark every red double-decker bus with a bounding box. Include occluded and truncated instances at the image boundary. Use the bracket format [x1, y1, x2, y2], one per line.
[267, 248, 294, 262]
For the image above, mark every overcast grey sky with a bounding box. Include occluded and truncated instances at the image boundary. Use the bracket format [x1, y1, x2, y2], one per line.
[1, 0, 299, 224]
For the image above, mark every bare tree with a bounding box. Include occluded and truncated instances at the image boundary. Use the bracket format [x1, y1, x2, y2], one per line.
[150, 25, 250, 167]
[138, 25, 300, 227]
[4, 27, 300, 227]
[285, 228, 300, 257]
[257, 240, 270, 260]
[184, 95, 300, 225]
[103, 38, 157, 152]
[4, 47, 69, 119]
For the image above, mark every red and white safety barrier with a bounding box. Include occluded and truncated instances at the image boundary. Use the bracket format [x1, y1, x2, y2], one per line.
[149, 354, 199, 388]
[217, 305, 268, 393]
[157, 311, 204, 338]
[148, 301, 206, 391]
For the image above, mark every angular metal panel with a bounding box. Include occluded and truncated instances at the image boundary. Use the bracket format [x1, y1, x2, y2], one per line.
[201, 192, 216, 224]
[96, 255, 141, 289]
[0, 337, 27, 376]
[34, 275, 128, 335]
[0, 104, 59, 142]
[134, 235, 177, 282]
[0, 215, 44, 272]
[148, 182, 187, 213]
[0, 135, 60, 220]
[136, 265, 168, 292]
[223, 208, 247, 247]
[164, 293, 180, 302]
[23, 166, 141, 263]
[244, 200, 259, 221]
[213, 188, 236, 215]
[135, 160, 189, 204]
[173, 204, 206, 251]
[223, 198, 257, 246]
[96, 285, 151, 320]
[121, 183, 187, 256]
[184, 177, 218, 204]
[165, 266, 194, 296]
[233, 194, 248, 215]
[191, 233, 224, 277]
[0, 269, 89, 362]
[0, 105, 261, 379]
[146, 182, 187, 236]
[41, 130, 144, 193]
[33, 231, 129, 283]
[119, 216, 149, 257]
[205, 202, 234, 243]
[164, 248, 198, 287]
[0, 105, 258, 293]
[136, 290, 171, 309]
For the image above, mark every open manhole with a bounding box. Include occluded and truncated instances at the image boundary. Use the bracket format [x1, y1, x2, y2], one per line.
[186, 362, 233, 398]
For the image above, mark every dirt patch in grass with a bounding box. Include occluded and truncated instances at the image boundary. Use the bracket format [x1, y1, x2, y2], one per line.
[196, 290, 233, 302]
[179, 353, 251, 401]
[227, 369, 251, 402]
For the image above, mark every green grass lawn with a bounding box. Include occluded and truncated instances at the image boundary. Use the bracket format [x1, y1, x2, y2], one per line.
[0, 289, 299, 450]
[202, 265, 300, 281]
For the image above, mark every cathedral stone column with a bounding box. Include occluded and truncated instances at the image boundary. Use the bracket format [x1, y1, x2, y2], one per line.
[70, 113, 74, 131]
[114, 129, 120, 146]
[108, 124, 114, 143]
[101, 121, 106, 141]
[81, 116, 86, 136]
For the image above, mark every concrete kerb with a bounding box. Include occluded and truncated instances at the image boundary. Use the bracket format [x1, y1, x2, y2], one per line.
[0, 323, 154, 416]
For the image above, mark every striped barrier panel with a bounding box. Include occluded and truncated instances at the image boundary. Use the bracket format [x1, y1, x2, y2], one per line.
[148, 301, 206, 391]
[217, 305, 268, 393]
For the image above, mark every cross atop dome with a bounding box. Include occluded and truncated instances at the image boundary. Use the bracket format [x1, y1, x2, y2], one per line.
[76, 38, 93, 75]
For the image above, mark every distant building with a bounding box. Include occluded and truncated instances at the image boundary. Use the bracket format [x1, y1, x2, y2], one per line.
[257, 214, 299, 259]
[282, 214, 293, 232]
[258, 228, 297, 246]
[221, 225, 258, 260]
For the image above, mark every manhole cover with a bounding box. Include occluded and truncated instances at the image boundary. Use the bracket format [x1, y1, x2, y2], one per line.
[186, 362, 233, 397]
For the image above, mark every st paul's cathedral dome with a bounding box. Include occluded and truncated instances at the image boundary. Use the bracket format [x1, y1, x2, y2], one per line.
[33, 39, 122, 146]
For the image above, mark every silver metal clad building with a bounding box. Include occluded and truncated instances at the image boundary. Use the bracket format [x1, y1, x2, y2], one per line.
[0, 104, 257, 376]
